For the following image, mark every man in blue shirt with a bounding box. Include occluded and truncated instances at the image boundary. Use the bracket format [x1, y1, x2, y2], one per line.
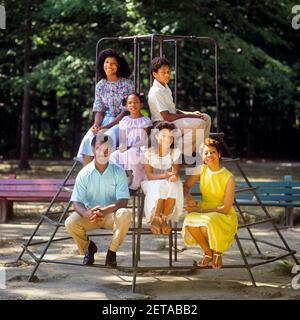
[65, 134, 131, 267]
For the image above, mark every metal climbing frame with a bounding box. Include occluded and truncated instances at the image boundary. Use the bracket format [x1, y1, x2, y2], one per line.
[16, 157, 144, 280]
[17, 34, 299, 294]
[95, 34, 221, 132]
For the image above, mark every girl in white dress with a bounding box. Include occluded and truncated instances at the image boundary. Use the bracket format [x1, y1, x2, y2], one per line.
[110, 93, 152, 190]
[141, 122, 184, 235]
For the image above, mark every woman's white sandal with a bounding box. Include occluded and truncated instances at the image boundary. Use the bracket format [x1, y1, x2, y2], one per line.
[195, 255, 212, 268]
[212, 253, 222, 269]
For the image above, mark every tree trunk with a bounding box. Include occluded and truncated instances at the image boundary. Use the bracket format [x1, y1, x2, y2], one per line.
[19, 3, 31, 170]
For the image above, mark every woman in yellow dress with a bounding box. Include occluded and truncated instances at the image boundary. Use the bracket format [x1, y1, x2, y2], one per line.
[182, 138, 238, 269]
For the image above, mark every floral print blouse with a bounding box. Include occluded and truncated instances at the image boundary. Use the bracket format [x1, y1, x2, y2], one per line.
[92, 78, 134, 116]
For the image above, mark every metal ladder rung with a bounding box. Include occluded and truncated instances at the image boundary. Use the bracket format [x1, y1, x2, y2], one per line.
[235, 186, 258, 193]
[42, 215, 64, 227]
[238, 218, 274, 229]
[209, 132, 225, 138]
[222, 157, 240, 162]
[60, 186, 73, 192]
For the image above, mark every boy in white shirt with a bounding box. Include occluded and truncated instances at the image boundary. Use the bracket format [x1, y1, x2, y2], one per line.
[148, 57, 211, 157]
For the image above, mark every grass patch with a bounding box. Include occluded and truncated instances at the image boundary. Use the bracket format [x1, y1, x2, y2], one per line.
[271, 260, 294, 276]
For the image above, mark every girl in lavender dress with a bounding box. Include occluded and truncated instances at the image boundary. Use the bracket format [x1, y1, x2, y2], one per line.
[77, 49, 134, 166]
[110, 93, 152, 190]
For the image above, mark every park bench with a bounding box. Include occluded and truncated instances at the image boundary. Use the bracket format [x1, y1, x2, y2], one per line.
[235, 175, 300, 227]
[0, 176, 75, 223]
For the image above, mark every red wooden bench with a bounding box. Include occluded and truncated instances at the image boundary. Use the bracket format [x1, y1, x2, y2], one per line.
[0, 176, 75, 223]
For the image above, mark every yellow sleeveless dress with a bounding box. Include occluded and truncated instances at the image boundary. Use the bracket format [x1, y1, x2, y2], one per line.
[182, 164, 238, 253]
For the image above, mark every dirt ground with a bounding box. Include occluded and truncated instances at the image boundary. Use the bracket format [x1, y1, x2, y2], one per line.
[0, 160, 300, 300]
[0, 219, 300, 300]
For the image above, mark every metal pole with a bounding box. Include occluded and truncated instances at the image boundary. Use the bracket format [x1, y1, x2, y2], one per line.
[150, 34, 155, 87]
[17, 160, 78, 262]
[132, 193, 136, 267]
[169, 221, 173, 267]
[28, 201, 73, 282]
[159, 36, 163, 57]
[174, 40, 178, 107]
[137, 39, 141, 93]
[234, 199, 262, 255]
[133, 36, 138, 92]
[235, 234, 257, 287]
[214, 40, 220, 133]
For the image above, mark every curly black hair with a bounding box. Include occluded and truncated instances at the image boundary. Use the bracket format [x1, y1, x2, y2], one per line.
[121, 92, 148, 108]
[155, 121, 176, 131]
[97, 49, 131, 81]
[150, 56, 170, 75]
[153, 121, 177, 149]
[204, 138, 221, 154]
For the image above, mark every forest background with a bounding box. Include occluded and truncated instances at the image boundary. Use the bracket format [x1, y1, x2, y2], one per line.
[0, 0, 299, 169]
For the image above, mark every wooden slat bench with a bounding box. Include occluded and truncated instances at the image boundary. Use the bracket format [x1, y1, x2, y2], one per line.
[0, 177, 75, 223]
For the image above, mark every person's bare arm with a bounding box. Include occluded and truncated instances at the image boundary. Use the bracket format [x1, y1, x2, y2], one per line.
[168, 163, 179, 182]
[101, 111, 128, 130]
[89, 199, 128, 222]
[144, 163, 173, 181]
[72, 201, 94, 219]
[187, 176, 236, 214]
[100, 199, 128, 214]
[160, 110, 204, 122]
[176, 109, 204, 117]
[183, 174, 200, 207]
[91, 111, 105, 133]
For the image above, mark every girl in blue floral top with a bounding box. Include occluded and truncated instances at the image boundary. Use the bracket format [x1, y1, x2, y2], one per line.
[77, 49, 134, 166]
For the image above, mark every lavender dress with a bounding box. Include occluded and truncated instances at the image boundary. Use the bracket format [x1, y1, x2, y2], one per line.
[110, 115, 152, 190]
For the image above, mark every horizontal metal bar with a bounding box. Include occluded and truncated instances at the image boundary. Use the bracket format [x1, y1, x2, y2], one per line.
[42, 215, 58, 225]
[238, 218, 275, 229]
[210, 132, 225, 138]
[235, 187, 258, 193]
[246, 251, 297, 268]
[24, 236, 73, 247]
[22, 246, 296, 273]
[118, 34, 216, 42]
[222, 157, 240, 162]
[236, 202, 299, 207]
[238, 237, 292, 252]
[23, 228, 179, 247]
[28, 256, 297, 273]
[40, 259, 116, 269]
[60, 186, 73, 192]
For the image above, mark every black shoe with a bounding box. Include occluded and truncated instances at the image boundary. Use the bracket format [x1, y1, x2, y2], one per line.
[105, 249, 117, 268]
[83, 240, 97, 265]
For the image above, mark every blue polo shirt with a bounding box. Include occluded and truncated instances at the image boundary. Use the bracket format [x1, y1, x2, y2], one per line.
[71, 161, 130, 208]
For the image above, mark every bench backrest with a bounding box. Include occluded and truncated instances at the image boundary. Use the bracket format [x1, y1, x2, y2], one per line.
[0, 178, 75, 201]
[190, 175, 300, 205]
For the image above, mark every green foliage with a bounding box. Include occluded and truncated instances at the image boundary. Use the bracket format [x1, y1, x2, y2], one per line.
[0, 0, 299, 159]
